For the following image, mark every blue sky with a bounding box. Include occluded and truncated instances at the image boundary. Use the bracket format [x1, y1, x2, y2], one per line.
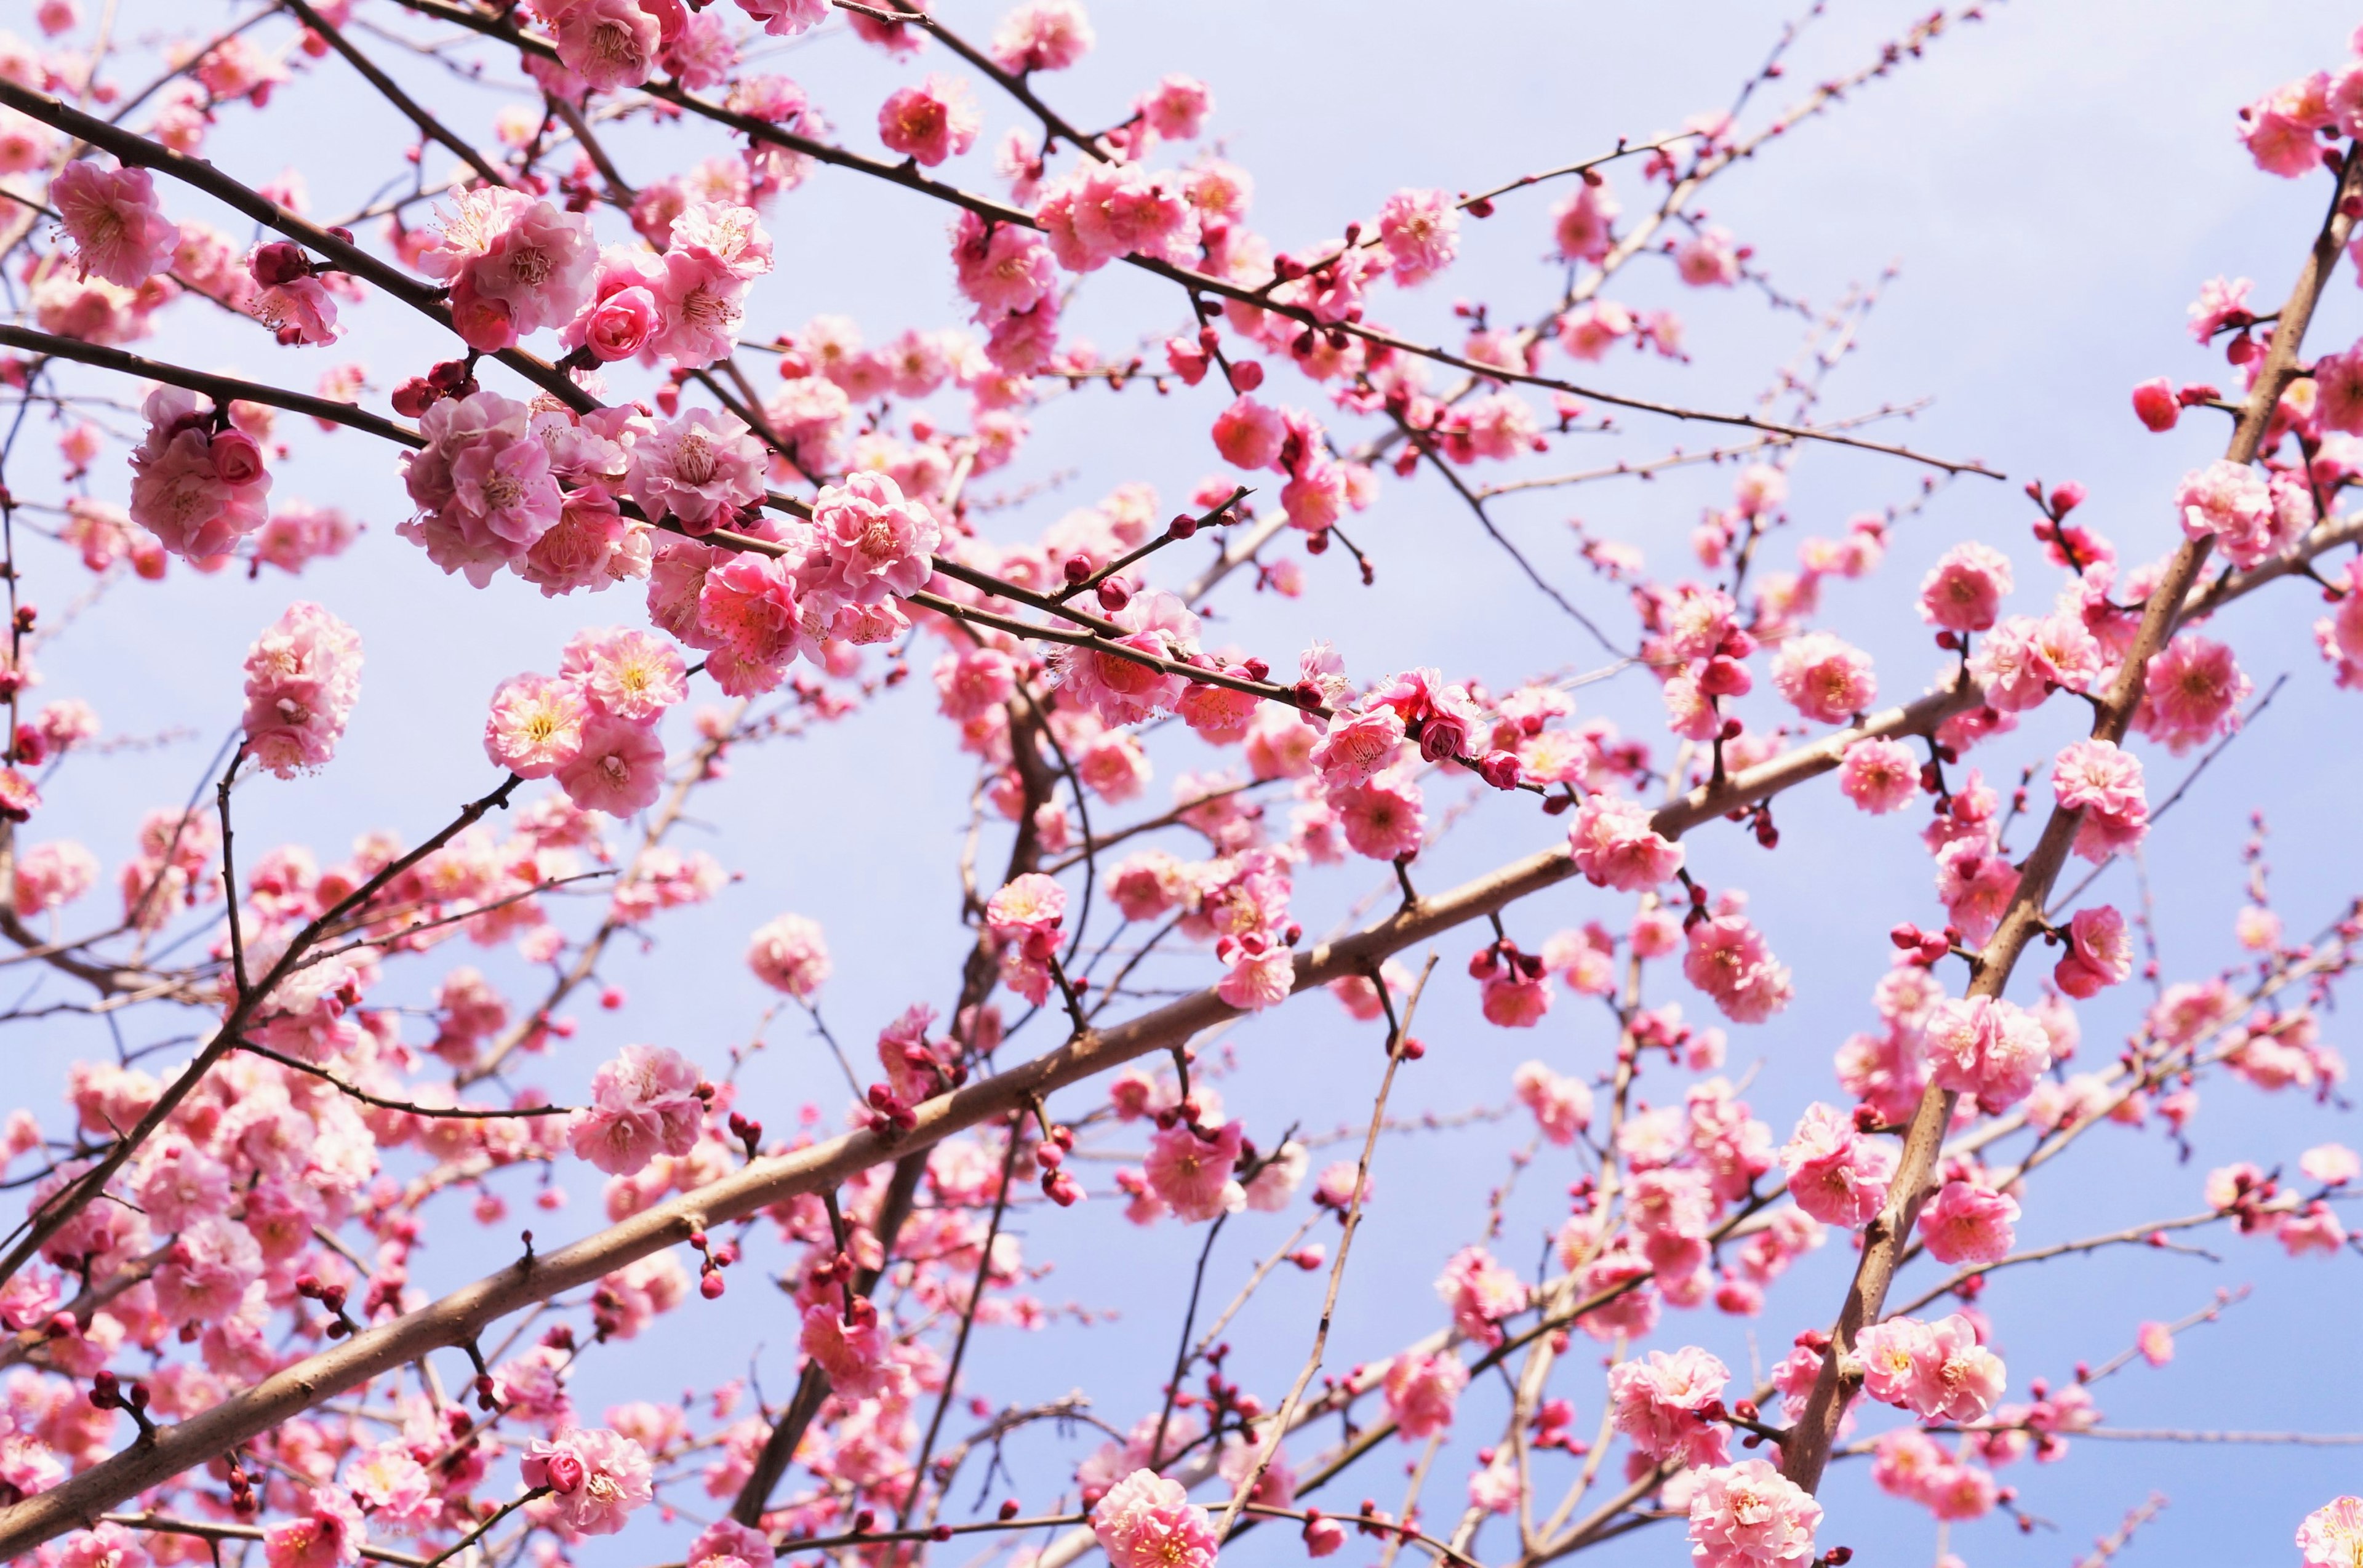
[12, 1, 2363, 1564]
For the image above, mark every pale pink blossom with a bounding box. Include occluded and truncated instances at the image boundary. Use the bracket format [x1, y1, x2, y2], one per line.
[1567, 794, 1684, 890]
[1685, 1460, 1821, 1568]
[10, 840, 98, 918]
[2052, 738, 2149, 862]
[484, 673, 591, 778]
[1916, 1180, 2019, 1265]
[1310, 705, 1406, 789]
[1608, 1345, 1732, 1468]
[1856, 1313, 2005, 1422]
[1434, 1245, 1528, 1346]
[153, 1215, 263, 1324]
[1091, 1470, 1218, 1568]
[802, 470, 942, 604]
[242, 601, 362, 777]
[1780, 1103, 1896, 1227]
[799, 1299, 898, 1399]
[1682, 914, 1793, 1024]
[554, 0, 663, 92]
[399, 390, 563, 585]
[2134, 632, 2250, 754]
[522, 1426, 653, 1535]
[1144, 1118, 1243, 1222]
[991, 0, 1094, 73]
[1769, 631, 1877, 724]
[2053, 903, 2133, 998]
[2300, 1142, 2361, 1185]
[2298, 1497, 2363, 1568]
[418, 187, 596, 350]
[558, 716, 667, 814]
[1923, 994, 2053, 1111]
[747, 913, 830, 998]
[879, 74, 980, 166]
[262, 1489, 366, 1568]
[128, 387, 272, 562]
[562, 626, 687, 722]
[652, 249, 751, 368]
[1837, 736, 1919, 814]
[569, 1044, 704, 1175]
[1037, 162, 1199, 273]
[629, 409, 767, 530]
[1376, 188, 1459, 286]
[1382, 1349, 1467, 1439]
[1917, 542, 2013, 632]
[2174, 458, 2280, 567]
[52, 161, 177, 287]
[1512, 1060, 1593, 1145]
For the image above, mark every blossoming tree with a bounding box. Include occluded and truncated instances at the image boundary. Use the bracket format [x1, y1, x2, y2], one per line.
[0, 4, 2358, 1568]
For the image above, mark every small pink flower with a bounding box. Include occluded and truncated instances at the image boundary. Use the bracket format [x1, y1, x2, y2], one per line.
[1215, 930, 1295, 1012]
[1836, 736, 1919, 814]
[1567, 794, 1684, 890]
[1608, 1345, 1732, 1468]
[802, 470, 942, 605]
[398, 390, 563, 586]
[990, 0, 1094, 73]
[1923, 994, 2053, 1112]
[1511, 1060, 1592, 1145]
[799, 1298, 898, 1399]
[262, 1488, 366, 1568]
[2298, 1496, 2363, 1568]
[1917, 542, 2013, 632]
[1310, 705, 1406, 789]
[628, 408, 767, 530]
[562, 626, 687, 722]
[651, 249, 750, 369]
[555, 0, 664, 91]
[569, 1044, 703, 1175]
[1434, 1245, 1529, 1346]
[484, 672, 590, 778]
[2052, 738, 2148, 863]
[242, 601, 363, 777]
[52, 161, 177, 287]
[1916, 1180, 2019, 1265]
[1137, 74, 1212, 140]
[689, 1522, 776, 1568]
[951, 209, 1058, 319]
[128, 387, 272, 562]
[747, 913, 830, 998]
[1090, 1470, 1218, 1568]
[1333, 774, 1424, 860]
[1685, 1460, 1820, 1568]
[522, 1427, 652, 1535]
[2134, 1321, 2175, 1366]
[2134, 633, 2250, 755]
[2053, 904, 2132, 998]
[1144, 1118, 1243, 1222]
[1037, 161, 1198, 273]
[2173, 458, 2279, 567]
[1682, 914, 1793, 1025]
[1211, 395, 1286, 470]
[1770, 631, 1876, 724]
[1382, 1349, 1467, 1439]
[10, 840, 98, 918]
[879, 74, 980, 166]
[1376, 187, 1459, 286]
[558, 715, 666, 815]
[1780, 1103, 1896, 1228]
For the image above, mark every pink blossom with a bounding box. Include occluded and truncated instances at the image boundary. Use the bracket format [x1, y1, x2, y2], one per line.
[1551, 180, 1619, 262]
[1674, 225, 1742, 287]
[128, 387, 272, 562]
[629, 409, 767, 530]
[10, 840, 98, 918]
[562, 626, 687, 722]
[1091, 1470, 1218, 1568]
[1144, 1118, 1243, 1222]
[1856, 1313, 2005, 1422]
[1382, 1349, 1468, 1439]
[1682, 914, 1793, 1024]
[1037, 162, 1199, 273]
[697, 552, 804, 671]
[1216, 930, 1295, 1012]
[1310, 705, 1406, 788]
[564, 244, 668, 362]
[1770, 631, 1876, 724]
[399, 390, 563, 586]
[2174, 458, 2280, 568]
[522, 1426, 653, 1535]
[262, 1489, 366, 1568]
[799, 1298, 899, 1399]
[733, 0, 828, 35]
[1333, 774, 1425, 860]
[1923, 994, 2053, 1111]
[690, 1521, 777, 1568]
[52, 161, 177, 287]
[346, 1445, 437, 1529]
[2053, 904, 2132, 998]
[569, 1044, 703, 1175]
[1512, 1060, 1593, 1144]
[1780, 1103, 1897, 1227]
[991, 0, 1094, 73]
[2052, 738, 2148, 862]
[559, 716, 667, 814]
[1968, 612, 2101, 713]
[1435, 1245, 1528, 1346]
[1933, 838, 2020, 948]
[418, 187, 595, 350]
[2134, 632, 2250, 754]
[1685, 1460, 1821, 1568]
[802, 470, 942, 604]
[2301, 1143, 2361, 1185]
[1916, 1180, 2019, 1265]
[879, 74, 980, 166]
[1837, 737, 1919, 814]
[1608, 1346, 1732, 1468]
[1567, 794, 1684, 890]
[484, 672, 591, 778]
[1481, 968, 1551, 1027]
[1047, 591, 1198, 724]
[1211, 396, 1286, 470]
[952, 209, 1058, 320]
[1917, 542, 2013, 632]
[747, 913, 830, 998]
[554, 0, 664, 92]
[2298, 1497, 2363, 1568]
[1138, 74, 1212, 140]
[241, 601, 363, 777]
[1557, 298, 1633, 360]
[1376, 188, 1460, 286]
[153, 1215, 263, 1323]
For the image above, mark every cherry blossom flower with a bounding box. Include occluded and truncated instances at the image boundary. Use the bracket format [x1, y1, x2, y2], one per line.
[879, 74, 980, 166]
[261, 1488, 366, 1568]
[1512, 1060, 1593, 1144]
[484, 673, 591, 778]
[1837, 736, 1920, 814]
[2173, 458, 2281, 568]
[1435, 1245, 1529, 1346]
[2052, 738, 2149, 862]
[1685, 1460, 1821, 1568]
[2298, 1497, 2363, 1568]
[1376, 188, 1460, 285]
[553, 0, 665, 93]
[241, 602, 363, 778]
[1770, 631, 1877, 724]
[2135, 632, 2250, 754]
[1144, 1118, 1244, 1222]
[991, 0, 1094, 73]
[1916, 1180, 2019, 1265]
[1382, 1349, 1468, 1439]
[799, 1298, 899, 1399]
[1037, 162, 1199, 273]
[1090, 1470, 1217, 1568]
[1855, 1313, 2005, 1422]
[128, 387, 272, 563]
[558, 715, 666, 814]
[1917, 542, 2013, 632]
[1608, 1345, 1732, 1468]
[628, 409, 767, 531]
[1567, 794, 1684, 890]
[1682, 914, 1793, 1024]
[418, 187, 596, 351]
[522, 1426, 653, 1535]
[399, 390, 563, 586]
[52, 161, 177, 287]
[569, 1044, 703, 1175]
[802, 470, 942, 604]
[1923, 994, 2054, 1112]
[10, 840, 98, 918]
[1780, 1103, 1897, 1227]
[747, 913, 830, 998]
[562, 626, 687, 722]
[2053, 903, 2133, 998]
